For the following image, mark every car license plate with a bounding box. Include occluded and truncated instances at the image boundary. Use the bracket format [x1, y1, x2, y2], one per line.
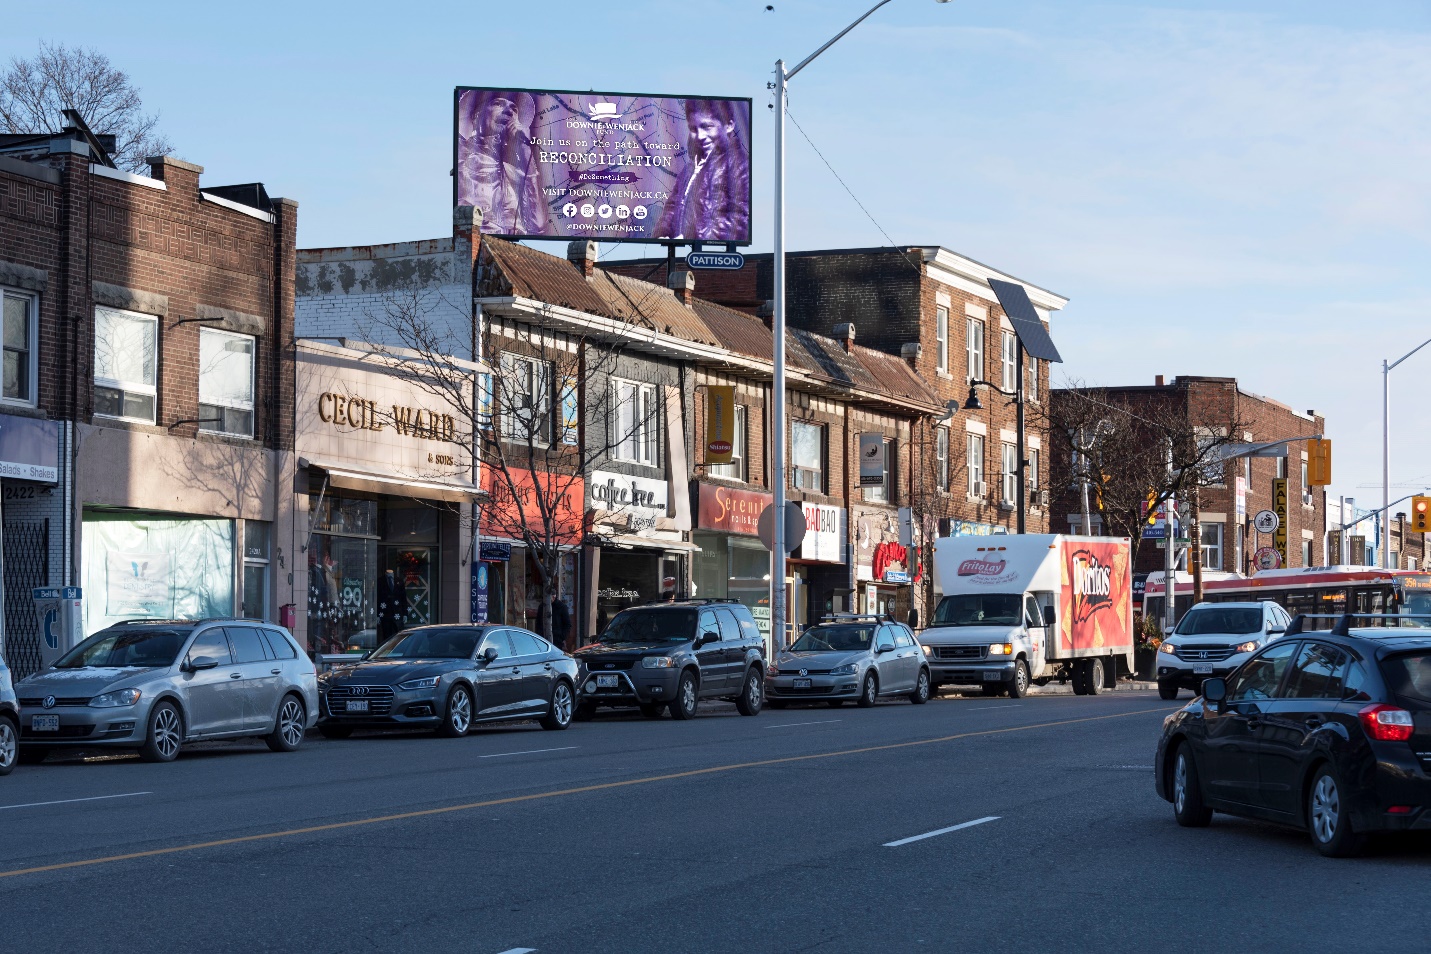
[1193, 664, 1214, 675]
[983, 671, 1002, 681]
[793, 678, 812, 689]
[596, 674, 619, 688]
[345, 699, 369, 713]
[31, 715, 59, 732]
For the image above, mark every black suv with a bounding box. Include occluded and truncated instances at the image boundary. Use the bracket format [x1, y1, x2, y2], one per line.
[573, 600, 766, 720]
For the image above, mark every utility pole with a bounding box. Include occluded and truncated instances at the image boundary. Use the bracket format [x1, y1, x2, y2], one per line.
[1162, 442, 1177, 635]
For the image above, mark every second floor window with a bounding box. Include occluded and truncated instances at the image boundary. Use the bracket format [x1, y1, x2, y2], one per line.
[3, 289, 37, 405]
[500, 353, 552, 445]
[1029, 447, 1040, 491]
[94, 305, 157, 424]
[935, 305, 949, 372]
[1027, 357, 1039, 402]
[936, 426, 949, 491]
[865, 438, 896, 502]
[1001, 331, 1016, 392]
[1002, 442, 1018, 504]
[613, 379, 657, 465]
[198, 328, 255, 437]
[967, 433, 985, 497]
[709, 404, 747, 480]
[792, 420, 824, 492]
[966, 317, 984, 383]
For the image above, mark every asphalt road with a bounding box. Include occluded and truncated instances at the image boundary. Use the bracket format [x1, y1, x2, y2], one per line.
[3, 689, 1429, 954]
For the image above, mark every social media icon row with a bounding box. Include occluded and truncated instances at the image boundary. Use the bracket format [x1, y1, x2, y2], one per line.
[562, 202, 647, 221]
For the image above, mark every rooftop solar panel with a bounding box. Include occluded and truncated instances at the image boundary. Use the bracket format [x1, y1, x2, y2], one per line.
[988, 278, 1062, 363]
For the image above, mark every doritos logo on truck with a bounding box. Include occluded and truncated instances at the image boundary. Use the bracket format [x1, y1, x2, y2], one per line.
[1069, 550, 1113, 622]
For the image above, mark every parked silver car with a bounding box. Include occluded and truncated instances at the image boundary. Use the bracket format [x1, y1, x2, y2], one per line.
[15, 619, 318, 764]
[766, 617, 931, 708]
[0, 652, 17, 775]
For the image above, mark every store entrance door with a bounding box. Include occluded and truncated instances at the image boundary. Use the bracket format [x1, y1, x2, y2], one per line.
[384, 547, 434, 626]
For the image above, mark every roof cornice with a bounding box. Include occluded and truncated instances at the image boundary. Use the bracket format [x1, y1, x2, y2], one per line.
[917, 247, 1070, 314]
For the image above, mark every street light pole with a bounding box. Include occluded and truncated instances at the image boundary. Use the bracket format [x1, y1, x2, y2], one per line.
[771, 0, 952, 650]
[1382, 336, 1431, 569]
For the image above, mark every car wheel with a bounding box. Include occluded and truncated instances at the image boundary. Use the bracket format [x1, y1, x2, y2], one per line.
[857, 672, 878, 708]
[736, 668, 764, 716]
[639, 702, 664, 719]
[138, 701, 183, 763]
[265, 694, 307, 752]
[437, 684, 473, 738]
[318, 724, 354, 740]
[908, 669, 931, 705]
[1007, 660, 1030, 699]
[17, 746, 49, 765]
[769, 699, 788, 709]
[540, 681, 574, 731]
[573, 701, 597, 722]
[1172, 745, 1213, 827]
[1158, 682, 1180, 701]
[1308, 764, 1368, 857]
[668, 670, 699, 721]
[0, 716, 17, 775]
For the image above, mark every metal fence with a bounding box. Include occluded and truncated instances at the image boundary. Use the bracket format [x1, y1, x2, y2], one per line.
[3, 518, 50, 679]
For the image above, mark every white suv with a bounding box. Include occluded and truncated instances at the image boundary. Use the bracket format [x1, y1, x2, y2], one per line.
[1155, 601, 1290, 700]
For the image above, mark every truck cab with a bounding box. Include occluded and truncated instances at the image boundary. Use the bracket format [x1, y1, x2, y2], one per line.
[921, 590, 1053, 698]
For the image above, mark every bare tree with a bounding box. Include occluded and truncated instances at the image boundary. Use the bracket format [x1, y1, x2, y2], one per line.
[0, 42, 173, 172]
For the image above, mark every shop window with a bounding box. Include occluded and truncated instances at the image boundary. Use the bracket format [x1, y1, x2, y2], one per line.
[1000, 331, 1016, 392]
[865, 438, 895, 503]
[2, 288, 37, 405]
[612, 378, 658, 466]
[965, 317, 984, 383]
[967, 433, 985, 497]
[1001, 442, 1017, 504]
[936, 426, 949, 492]
[94, 305, 157, 423]
[792, 420, 824, 492]
[199, 328, 256, 437]
[935, 305, 948, 373]
[500, 352, 553, 445]
[1201, 522, 1224, 571]
[708, 404, 747, 481]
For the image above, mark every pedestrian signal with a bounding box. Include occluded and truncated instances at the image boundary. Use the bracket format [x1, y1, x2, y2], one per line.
[1413, 496, 1431, 534]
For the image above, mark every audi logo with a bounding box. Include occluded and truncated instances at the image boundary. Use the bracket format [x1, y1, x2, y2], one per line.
[349, 686, 371, 696]
[42, 695, 55, 709]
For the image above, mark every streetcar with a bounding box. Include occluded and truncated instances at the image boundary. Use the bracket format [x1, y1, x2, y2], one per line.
[1143, 566, 1431, 630]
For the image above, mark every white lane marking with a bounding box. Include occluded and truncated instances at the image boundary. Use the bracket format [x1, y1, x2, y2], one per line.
[477, 746, 577, 759]
[883, 816, 1000, 847]
[762, 720, 843, 729]
[969, 705, 1022, 711]
[0, 792, 152, 812]
[495, 949, 537, 954]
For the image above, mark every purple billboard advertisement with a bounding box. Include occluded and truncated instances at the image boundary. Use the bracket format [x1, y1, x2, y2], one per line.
[454, 87, 752, 245]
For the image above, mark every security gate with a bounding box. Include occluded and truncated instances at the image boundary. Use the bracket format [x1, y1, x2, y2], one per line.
[3, 518, 50, 679]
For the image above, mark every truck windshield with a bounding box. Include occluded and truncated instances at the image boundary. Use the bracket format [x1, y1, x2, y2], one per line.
[931, 594, 1022, 627]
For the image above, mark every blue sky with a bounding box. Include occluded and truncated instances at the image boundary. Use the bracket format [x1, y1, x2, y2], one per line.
[8, 1, 1431, 509]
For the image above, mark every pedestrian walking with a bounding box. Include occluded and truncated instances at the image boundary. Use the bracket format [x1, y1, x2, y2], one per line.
[551, 594, 572, 651]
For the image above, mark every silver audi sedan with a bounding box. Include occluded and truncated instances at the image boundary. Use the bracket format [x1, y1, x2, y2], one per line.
[766, 617, 931, 709]
[15, 619, 318, 764]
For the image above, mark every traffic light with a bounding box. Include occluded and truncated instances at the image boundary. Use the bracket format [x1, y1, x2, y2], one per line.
[1413, 496, 1431, 534]
[1307, 438, 1332, 486]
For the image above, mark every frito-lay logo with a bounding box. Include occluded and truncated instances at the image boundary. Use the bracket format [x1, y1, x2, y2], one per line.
[1070, 550, 1112, 622]
[958, 559, 1006, 577]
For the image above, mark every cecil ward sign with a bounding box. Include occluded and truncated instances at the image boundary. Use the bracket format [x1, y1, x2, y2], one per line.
[317, 392, 456, 442]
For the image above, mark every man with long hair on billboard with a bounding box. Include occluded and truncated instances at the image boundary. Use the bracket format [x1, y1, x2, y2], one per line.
[656, 99, 749, 242]
[458, 91, 553, 236]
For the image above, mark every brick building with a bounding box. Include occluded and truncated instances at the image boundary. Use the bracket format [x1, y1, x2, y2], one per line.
[0, 123, 297, 676]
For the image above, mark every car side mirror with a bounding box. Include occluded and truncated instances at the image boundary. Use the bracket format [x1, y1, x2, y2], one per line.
[697, 631, 719, 648]
[1042, 606, 1056, 627]
[876, 644, 893, 655]
[187, 655, 218, 672]
[1267, 624, 1285, 635]
[1202, 677, 1227, 709]
[482, 647, 500, 664]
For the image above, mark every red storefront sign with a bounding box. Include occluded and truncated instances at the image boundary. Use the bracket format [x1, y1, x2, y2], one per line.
[697, 483, 771, 537]
[480, 467, 585, 547]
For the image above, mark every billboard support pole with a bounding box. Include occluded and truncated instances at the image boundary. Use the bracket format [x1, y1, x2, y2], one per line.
[771, 59, 789, 652]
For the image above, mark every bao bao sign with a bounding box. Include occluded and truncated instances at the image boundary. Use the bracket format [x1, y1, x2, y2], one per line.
[697, 483, 770, 536]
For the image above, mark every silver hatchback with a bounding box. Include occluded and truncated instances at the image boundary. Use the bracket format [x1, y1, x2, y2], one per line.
[766, 618, 931, 709]
[15, 619, 318, 764]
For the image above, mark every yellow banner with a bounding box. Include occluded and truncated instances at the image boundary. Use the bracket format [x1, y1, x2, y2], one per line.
[705, 386, 735, 466]
[1273, 477, 1289, 566]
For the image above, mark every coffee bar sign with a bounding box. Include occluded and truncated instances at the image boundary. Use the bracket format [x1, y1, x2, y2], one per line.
[590, 470, 669, 534]
[296, 342, 472, 482]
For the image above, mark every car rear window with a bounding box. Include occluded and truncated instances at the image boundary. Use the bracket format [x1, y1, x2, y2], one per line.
[226, 626, 271, 664]
[1380, 652, 1431, 706]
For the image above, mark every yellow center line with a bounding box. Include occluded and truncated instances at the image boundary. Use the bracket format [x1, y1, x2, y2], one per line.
[0, 706, 1170, 880]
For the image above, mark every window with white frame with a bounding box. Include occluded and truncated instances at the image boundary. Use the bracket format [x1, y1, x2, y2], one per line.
[1028, 447, 1040, 491]
[612, 378, 658, 466]
[500, 352, 553, 445]
[1301, 539, 1313, 567]
[1001, 442, 1017, 504]
[198, 328, 256, 437]
[1202, 522, 1225, 571]
[1027, 357, 1039, 402]
[936, 426, 949, 492]
[94, 305, 158, 423]
[965, 317, 984, 383]
[935, 305, 949, 373]
[2, 289, 37, 405]
[1196, 432, 1225, 486]
[865, 438, 896, 502]
[709, 404, 747, 480]
[1000, 331, 1016, 392]
[792, 420, 824, 492]
[967, 433, 985, 496]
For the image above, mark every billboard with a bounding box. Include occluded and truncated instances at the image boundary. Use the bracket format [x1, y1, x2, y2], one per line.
[454, 87, 752, 244]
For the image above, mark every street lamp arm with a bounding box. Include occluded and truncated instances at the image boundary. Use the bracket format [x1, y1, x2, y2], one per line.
[969, 378, 1018, 399]
[787, 0, 897, 79]
[1388, 336, 1431, 372]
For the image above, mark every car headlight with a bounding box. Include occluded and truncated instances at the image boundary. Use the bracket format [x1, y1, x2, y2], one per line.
[642, 656, 676, 669]
[90, 688, 141, 708]
[830, 663, 857, 676]
[922, 645, 935, 656]
[988, 643, 1013, 656]
[767, 665, 781, 676]
[1159, 641, 1178, 655]
[398, 676, 441, 690]
[1232, 640, 1258, 654]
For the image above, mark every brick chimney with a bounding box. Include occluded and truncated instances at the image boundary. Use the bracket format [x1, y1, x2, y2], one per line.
[567, 240, 598, 278]
[668, 269, 695, 307]
[453, 206, 481, 289]
[901, 342, 922, 368]
[758, 299, 774, 328]
[1155, 374, 1165, 386]
[146, 155, 203, 191]
[834, 323, 856, 353]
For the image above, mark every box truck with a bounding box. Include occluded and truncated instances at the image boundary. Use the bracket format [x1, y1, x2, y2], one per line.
[926, 534, 1134, 697]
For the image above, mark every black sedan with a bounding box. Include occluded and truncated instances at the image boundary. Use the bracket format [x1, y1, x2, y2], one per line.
[317, 624, 578, 738]
[1155, 618, 1431, 856]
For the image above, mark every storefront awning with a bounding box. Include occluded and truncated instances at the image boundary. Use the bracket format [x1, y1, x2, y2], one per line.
[597, 532, 701, 553]
[304, 460, 483, 504]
